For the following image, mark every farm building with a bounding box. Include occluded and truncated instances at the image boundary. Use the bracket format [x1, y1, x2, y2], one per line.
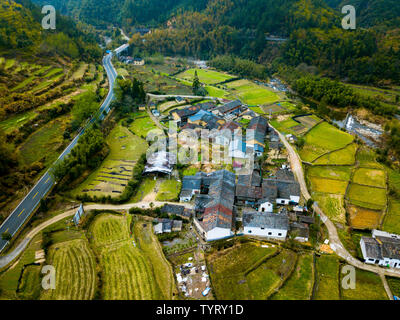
[290, 222, 309, 242]
[213, 121, 242, 146]
[360, 230, 400, 268]
[161, 204, 190, 219]
[243, 211, 289, 240]
[229, 138, 249, 159]
[179, 174, 203, 202]
[154, 219, 183, 234]
[144, 151, 176, 175]
[189, 170, 236, 241]
[217, 100, 242, 116]
[236, 167, 263, 205]
[264, 169, 301, 205]
[247, 116, 268, 157]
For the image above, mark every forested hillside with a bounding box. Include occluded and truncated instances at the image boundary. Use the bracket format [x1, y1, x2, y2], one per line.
[1, 0, 102, 60]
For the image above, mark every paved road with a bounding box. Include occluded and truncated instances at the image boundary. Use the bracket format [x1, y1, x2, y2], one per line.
[0, 201, 193, 269]
[0, 53, 117, 253]
[147, 93, 217, 101]
[270, 124, 400, 278]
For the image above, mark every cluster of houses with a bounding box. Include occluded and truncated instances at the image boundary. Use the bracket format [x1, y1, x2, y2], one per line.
[360, 230, 400, 269]
[170, 100, 269, 160]
[179, 163, 311, 242]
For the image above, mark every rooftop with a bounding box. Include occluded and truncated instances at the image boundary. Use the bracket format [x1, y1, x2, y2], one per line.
[243, 212, 289, 230]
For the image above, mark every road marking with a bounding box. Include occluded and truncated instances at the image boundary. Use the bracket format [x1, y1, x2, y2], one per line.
[45, 177, 50, 183]
[5, 228, 8, 233]
[18, 209, 25, 217]
[32, 192, 38, 200]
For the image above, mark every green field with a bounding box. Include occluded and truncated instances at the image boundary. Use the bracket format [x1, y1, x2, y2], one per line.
[71, 124, 148, 198]
[383, 198, 400, 234]
[205, 85, 229, 98]
[299, 122, 354, 163]
[307, 165, 352, 181]
[131, 178, 157, 202]
[41, 239, 97, 300]
[357, 147, 383, 169]
[207, 243, 278, 299]
[309, 176, 348, 194]
[155, 179, 181, 201]
[270, 118, 300, 135]
[176, 68, 235, 85]
[353, 168, 386, 188]
[340, 269, 387, 300]
[129, 115, 158, 138]
[313, 192, 346, 224]
[314, 255, 340, 300]
[18, 116, 69, 167]
[271, 253, 314, 300]
[225, 79, 280, 105]
[313, 143, 358, 165]
[91, 214, 174, 300]
[347, 184, 387, 210]
[0, 111, 37, 134]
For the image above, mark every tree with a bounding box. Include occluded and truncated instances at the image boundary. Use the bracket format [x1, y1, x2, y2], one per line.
[72, 91, 99, 126]
[2, 232, 11, 241]
[192, 70, 200, 94]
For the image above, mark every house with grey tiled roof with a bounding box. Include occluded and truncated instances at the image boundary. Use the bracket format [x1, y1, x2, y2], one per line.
[191, 170, 236, 241]
[218, 100, 242, 116]
[262, 169, 300, 205]
[243, 211, 289, 240]
[360, 230, 400, 268]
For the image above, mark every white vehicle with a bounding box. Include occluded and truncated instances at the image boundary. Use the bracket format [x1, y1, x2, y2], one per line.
[183, 263, 193, 268]
[202, 287, 211, 296]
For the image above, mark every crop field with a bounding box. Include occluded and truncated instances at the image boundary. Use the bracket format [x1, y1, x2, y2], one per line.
[299, 122, 354, 163]
[307, 166, 352, 181]
[313, 143, 357, 165]
[348, 204, 382, 230]
[314, 255, 340, 300]
[246, 249, 297, 300]
[205, 85, 229, 98]
[176, 68, 235, 85]
[225, 79, 280, 105]
[270, 118, 300, 135]
[271, 253, 314, 300]
[353, 168, 386, 188]
[18, 265, 41, 300]
[261, 103, 287, 114]
[155, 179, 181, 201]
[383, 198, 400, 234]
[129, 115, 158, 138]
[91, 214, 173, 300]
[387, 277, 400, 298]
[72, 124, 148, 198]
[17, 115, 69, 167]
[309, 176, 348, 194]
[347, 184, 387, 210]
[313, 192, 346, 224]
[340, 269, 387, 300]
[206, 243, 278, 299]
[357, 147, 383, 169]
[41, 239, 97, 300]
[295, 115, 321, 129]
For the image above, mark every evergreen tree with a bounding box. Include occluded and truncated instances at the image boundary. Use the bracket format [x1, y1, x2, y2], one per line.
[192, 70, 200, 94]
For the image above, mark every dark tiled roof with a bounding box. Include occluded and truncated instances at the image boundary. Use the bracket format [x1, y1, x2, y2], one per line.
[299, 215, 315, 224]
[361, 237, 383, 260]
[376, 236, 400, 260]
[275, 169, 296, 182]
[248, 116, 268, 134]
[260, 184, 278, 203]
[237, 170, 262, 187]
[182, 175, 202, 191]
[290, 222, 309, 238]
[262, 176, 300, 200]
[235, 185, 262, 200]
[218, 100, 242, 114]
[243, 212, 289, 230]
[162, 204, 185, 216]
[220, 121, 242, 133]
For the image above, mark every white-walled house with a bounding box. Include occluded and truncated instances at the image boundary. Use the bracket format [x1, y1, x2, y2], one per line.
[360, 229, 400, 269]
[243, 212, 289, 241]
[258, 200, 274, 213]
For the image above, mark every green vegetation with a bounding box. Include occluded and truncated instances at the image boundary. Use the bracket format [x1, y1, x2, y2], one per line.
[155, 179, 181, 201]
[225, 79, 280, 106]
[177, 68, 234, 85]
[313, 143, 358, 166]
[383, 198, 400, 234]
[131, 178, 156, 202]
[353, 168, 386, 188]
[307, 166, 352, 181]
[347, 184, 387, 210]
[41, 239, 97, 300]
[314, 255, 340, 300]
[340, 269, 388, 300]
[299, 122, 354, 163]
[129, 115, 158, 138]
[312, 192, 346, 224]
[271, 253, 314, 300]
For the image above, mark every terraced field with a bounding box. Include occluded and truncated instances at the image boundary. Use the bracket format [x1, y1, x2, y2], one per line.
[299, 122, 354, 163]
[41, 239, 97, 300]
[314, 255, 340, 300]
[313, 143, 358, 165]
[71, 124, 148, 198]
[91, 214, 173, 300]
[155, 179, 182, 201]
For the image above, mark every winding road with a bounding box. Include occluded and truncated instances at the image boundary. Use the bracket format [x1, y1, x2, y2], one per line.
[270, 124, 400, 280]
[0, 53, 118, 252]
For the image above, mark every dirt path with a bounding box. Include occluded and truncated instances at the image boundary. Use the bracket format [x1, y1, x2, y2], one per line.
[0, 201, 193, 269]
[270, 124, 400, 278]
[380, 273, 394, 300]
